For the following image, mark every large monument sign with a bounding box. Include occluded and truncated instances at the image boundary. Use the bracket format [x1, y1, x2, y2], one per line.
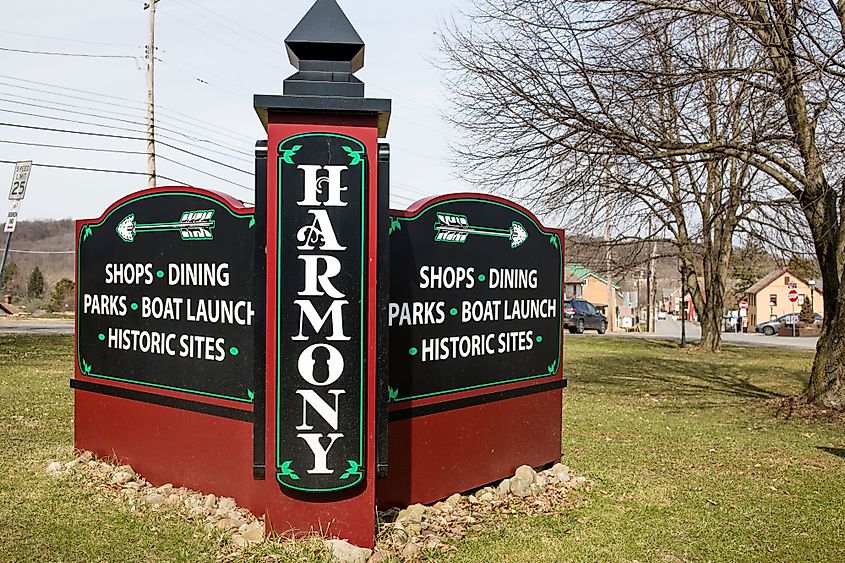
[71, 0, 565, 550]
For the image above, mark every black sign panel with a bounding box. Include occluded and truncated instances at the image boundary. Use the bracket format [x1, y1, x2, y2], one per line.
[76, 190, 255, 403]
[388, 197, 562, 402]
[276, 133, 366, 493]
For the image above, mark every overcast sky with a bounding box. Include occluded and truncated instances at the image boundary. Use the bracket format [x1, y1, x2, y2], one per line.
[0, 0, 475, 222]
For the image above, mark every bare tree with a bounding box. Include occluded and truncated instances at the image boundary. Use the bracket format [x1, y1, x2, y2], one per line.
[441, 0, 845, 408]
[439, 0, 788, 350]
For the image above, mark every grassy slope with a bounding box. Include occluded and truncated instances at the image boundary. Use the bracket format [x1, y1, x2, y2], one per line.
[1, 335, 843, 562]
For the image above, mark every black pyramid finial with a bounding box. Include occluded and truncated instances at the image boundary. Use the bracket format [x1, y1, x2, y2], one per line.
[285, 0, 365, 73]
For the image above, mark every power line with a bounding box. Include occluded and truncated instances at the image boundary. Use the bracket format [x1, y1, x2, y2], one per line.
[0, 46, 140, 61]
[0, 158, 184, 183]
[0, 110, 252, 174]
[0, 95, 252, 160]
[0, 138, 252, 193]
[0, 74, 255, 143]
[0, 138, 144, 155]
[0, 29, 136, 48]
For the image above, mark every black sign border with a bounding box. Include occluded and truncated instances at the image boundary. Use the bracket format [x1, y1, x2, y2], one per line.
[275, 132, 367, 493]
[75, 189, 256, 404]
[387, 195, 564, 403]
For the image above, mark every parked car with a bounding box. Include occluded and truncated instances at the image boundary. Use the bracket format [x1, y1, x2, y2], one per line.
[755, 313, 821, 336]
[657, 311, 667, 320]
[564, 299, 607, 334]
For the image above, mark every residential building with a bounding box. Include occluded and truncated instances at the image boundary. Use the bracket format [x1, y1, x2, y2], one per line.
[564, 263, 623, 314]
[744, 267, 824, 327]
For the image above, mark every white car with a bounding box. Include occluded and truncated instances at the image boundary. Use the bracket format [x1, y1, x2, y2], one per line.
[657, 311, 667, 320]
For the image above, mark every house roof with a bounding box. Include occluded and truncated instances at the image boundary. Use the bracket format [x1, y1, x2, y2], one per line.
[746, 267, 823, 295]
[564, 272, 582, 284]
[565, 263, 620, 290]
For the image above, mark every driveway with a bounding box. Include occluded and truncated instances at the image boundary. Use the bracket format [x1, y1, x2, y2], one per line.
[0, 317, 74, 335]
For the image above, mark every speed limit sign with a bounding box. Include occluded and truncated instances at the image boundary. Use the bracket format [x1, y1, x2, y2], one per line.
[8, 161, 32, 201]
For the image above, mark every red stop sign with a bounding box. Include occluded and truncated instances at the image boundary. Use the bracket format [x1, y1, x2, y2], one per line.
[740, 300, 748, 310]
[788, 289, 799, 303]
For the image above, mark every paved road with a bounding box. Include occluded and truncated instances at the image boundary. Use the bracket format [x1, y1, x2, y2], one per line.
[588, 317, 819, 350]
[0, 319, 74, 335]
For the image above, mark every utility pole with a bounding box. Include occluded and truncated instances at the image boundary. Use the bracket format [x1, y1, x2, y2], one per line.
[648, 235, 657, 332]
[605, 195, 615, 332]
[145, 0, 158, 188]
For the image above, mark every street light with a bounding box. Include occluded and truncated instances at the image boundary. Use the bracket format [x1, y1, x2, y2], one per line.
[809, 279, 816, 317]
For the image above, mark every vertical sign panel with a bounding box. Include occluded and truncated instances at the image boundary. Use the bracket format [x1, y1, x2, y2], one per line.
[276, 133, 367, 492]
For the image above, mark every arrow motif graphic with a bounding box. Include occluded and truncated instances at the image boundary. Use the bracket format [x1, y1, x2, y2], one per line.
[116, 210, 216, 243]
[434, 212, 529, 249]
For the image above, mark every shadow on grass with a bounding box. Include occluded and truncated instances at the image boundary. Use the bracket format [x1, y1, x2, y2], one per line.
[817, 446, 845, 459]
[567, 339, 790, 407]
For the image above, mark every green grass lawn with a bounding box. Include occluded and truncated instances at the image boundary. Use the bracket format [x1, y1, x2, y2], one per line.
[1, 335, 843, 562]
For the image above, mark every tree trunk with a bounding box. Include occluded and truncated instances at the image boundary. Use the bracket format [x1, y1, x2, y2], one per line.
[805, 272, 845, 408]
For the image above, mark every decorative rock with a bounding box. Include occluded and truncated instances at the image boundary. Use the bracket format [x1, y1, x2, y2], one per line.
[479, 492, 494, 502]
[78, 451, 94, 463]
[325, 538, 373, 563]
[400, 541, 422, 559]
[509, 477, 532, 498]
[166, 493, 181, 505]
[115, 465, 136, 477]
[46, 461, 63, 474]
[218, 497, 237, 511]
[571, 476, 587, 488]
[367, 552, 386, 563]
[241, 520, 265, 543]
[203, 494, 217, 508]
[529, 483, 543, 496]
[514, 465, 537, 484]
[216, 518, 239, 531]
[396, 503, 426, 524]
[497, 479, 511, 495]
[468, 494, 479, 504]
[110, 471, 134, 485]
[231, 534, 249, 548]
[444, 493, 462, 507]
[141, 493, 166, 507]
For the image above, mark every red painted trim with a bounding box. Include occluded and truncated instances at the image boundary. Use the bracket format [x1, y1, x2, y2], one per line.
[388, 193, 566, 408]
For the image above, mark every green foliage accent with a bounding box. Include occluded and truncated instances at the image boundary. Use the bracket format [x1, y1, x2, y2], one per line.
[248, 217, 256, 229]
[279, 460, 300, 481]
[799, 298, 815, 324]
[547, 359, 558, 375]
[27, 267, 45, 299]
[550, 234, 560, 249]
[341, 145, 365, 166]
[81, 359, 92, 376]
[388, 217, 402, 235]
[280, 144, 303, 165]
[81, 224, 94, 242]
[247, 389, 254, 401]
[47, 278, 75, 313]
[388, 386, 399, 402]
[339, 460, 362, 480]
[2, 261, 20, 297]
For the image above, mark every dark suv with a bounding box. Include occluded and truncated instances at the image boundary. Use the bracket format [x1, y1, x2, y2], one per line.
[564, 299, 608, 334]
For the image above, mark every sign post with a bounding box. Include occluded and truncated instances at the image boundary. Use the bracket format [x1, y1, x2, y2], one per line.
[253, 0, 390, 547]
[788, 288, 799, 337]
[1, 161, 32, 292]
